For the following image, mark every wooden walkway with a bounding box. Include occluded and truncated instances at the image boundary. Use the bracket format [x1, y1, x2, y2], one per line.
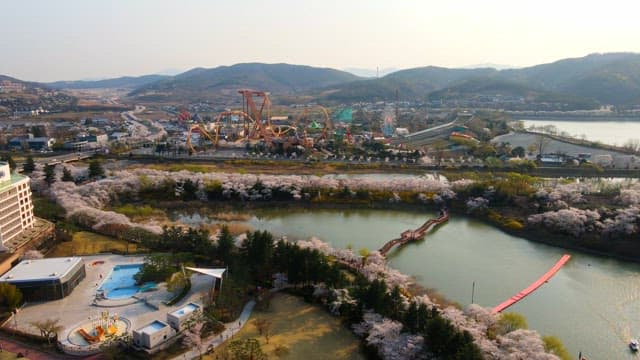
[378, 212, 449, 257]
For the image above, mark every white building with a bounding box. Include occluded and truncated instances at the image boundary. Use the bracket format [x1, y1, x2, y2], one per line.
[132, 320, 175, 350]
[167, 302, 201, 330]
[0, 162, 34, 247]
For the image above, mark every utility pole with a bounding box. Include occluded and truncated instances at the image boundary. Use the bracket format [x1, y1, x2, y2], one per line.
[395, 89, 400, 125]
[471, 281, 476, 304]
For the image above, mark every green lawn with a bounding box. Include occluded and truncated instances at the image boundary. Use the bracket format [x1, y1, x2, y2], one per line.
[207, 293, 365, 360]
[47, 231, 141, 257]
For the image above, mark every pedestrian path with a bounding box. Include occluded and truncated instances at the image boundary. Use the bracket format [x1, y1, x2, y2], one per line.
[171, 300, 256, 360]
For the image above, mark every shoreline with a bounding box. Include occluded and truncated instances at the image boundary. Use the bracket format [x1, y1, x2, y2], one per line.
[158, 199, 640, 266]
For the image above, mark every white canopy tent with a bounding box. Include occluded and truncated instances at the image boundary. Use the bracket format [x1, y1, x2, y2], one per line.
[185, 267, 226, 301]
[185, 267, 226, 279]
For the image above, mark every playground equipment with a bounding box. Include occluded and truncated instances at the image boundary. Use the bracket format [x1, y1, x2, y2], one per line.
[77, 311, 120, 343]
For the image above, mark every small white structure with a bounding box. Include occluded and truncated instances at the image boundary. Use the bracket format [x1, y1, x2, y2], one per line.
[395, 127, 410, 137]
[132, 320, 174, 350]
[593, 154, 613, 167]
[167, 302, 201, 330]
[613, 155, 640, 169]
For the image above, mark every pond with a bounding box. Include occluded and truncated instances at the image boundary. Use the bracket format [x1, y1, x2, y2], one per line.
[175, 207, 640, 358]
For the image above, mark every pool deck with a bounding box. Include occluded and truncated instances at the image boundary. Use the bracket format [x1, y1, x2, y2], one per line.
[4, 254, 214, 353]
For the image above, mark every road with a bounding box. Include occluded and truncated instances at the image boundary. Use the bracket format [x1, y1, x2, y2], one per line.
[121, 105, 167, 142]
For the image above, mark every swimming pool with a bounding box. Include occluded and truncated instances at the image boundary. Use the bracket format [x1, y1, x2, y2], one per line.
[98, 264, 156, 300]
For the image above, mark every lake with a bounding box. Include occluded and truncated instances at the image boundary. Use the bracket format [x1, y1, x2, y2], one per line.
[521, 119, 640, 147]
[176, 207, 640, 359]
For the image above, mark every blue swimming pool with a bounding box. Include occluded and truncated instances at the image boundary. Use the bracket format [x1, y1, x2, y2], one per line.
[98, 264, 156, 300]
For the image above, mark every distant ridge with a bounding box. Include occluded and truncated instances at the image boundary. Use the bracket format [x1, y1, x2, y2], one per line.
[128, 63, 361, 101]
[47, 74, 170, 90]
[5, 52, 640, 108]
[319, 52, 640, 107]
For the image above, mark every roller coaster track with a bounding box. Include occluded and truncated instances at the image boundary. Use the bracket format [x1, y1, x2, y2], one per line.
[378, 212, 449, 257]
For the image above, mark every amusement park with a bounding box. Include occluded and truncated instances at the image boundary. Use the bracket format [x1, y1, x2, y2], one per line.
[181, 89, 357, 156]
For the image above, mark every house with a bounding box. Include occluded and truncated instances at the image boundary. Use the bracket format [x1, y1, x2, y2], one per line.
[8, 137, 24, 150]
[26, 137, 55, 151]
[538, 154, 566, 166]
[109, 132, 128, 141]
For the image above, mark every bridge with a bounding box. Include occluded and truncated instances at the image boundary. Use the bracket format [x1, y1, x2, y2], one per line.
[40, 151, 95, 166]
[378, 211, 449, 257]
[491, 254, 571, 314]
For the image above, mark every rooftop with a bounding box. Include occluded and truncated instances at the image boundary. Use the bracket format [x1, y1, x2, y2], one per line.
[0, 163, 29, 192]
[137, 320, 168, 335]
[169, 302, 200, 318]
[0, 257, 83, 282]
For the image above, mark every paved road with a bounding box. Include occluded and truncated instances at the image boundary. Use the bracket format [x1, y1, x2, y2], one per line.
[170, 300, 256, 360]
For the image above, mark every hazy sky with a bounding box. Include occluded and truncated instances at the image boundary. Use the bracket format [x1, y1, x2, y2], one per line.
[2, 0, 639, 82]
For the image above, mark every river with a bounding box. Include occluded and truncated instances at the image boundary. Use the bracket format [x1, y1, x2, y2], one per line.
[176, 207, 640, 359]
[521, 119, 640, 147]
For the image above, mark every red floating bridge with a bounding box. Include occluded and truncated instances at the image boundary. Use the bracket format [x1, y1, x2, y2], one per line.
[491, 254, 571, 314]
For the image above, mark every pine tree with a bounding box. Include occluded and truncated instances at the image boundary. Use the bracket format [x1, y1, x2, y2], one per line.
[61, 167, 74, 182]
[44, 164, 56, 186]
[22, 155, 36, 174]
[217, 225, 235, 266]
[88, 159, 105, 178]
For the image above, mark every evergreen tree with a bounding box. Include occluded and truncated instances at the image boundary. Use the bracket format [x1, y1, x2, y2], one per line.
[43, 164, 56, 186]
[241, 231, 275, 283]
[61, 167, 74, 182]
[216, 225, 235, 266]
[181, 179, 199, 201]
[388, 285, 405, 320]
[23, 155, 36, 174]
[0, 155, 16, 171]
[405, 301, 419, 333]
[88, 159, 105, 178]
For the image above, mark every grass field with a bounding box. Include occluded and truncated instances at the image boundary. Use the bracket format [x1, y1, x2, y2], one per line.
[206, 293, 364, 360]
[47, 231, 141, 257]
[0, 353, 23, 359]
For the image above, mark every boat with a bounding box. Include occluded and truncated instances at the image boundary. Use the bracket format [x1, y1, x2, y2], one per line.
[629, 339, 639, 352]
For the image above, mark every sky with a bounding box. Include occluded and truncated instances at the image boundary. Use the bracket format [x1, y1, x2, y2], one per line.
[1, 0, 640, 82]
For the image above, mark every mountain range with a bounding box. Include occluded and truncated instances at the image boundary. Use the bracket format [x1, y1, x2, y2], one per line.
[47, 75, 170, 90]
[4, 52, 640, 109]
